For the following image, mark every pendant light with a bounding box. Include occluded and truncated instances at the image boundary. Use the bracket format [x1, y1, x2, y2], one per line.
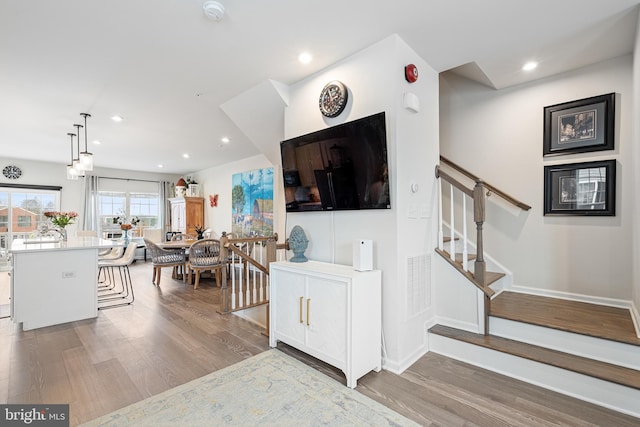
[66, 133, 79, 180]
[79, 113, 93, 171]
[72, 123, 86, 176]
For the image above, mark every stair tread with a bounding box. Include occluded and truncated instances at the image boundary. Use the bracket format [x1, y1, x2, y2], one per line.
[490, 291, 640, 347]
[435, 248, 504, 295]
[429, 324, 640, 391]
[453, 253, 477, 263]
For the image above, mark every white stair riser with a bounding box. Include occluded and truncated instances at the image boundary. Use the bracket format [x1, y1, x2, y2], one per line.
[490, 317, 640, 370]
[428, 333, 640, 419]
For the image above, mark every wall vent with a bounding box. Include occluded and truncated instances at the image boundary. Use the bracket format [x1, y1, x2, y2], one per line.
[406, 253, 431, 319]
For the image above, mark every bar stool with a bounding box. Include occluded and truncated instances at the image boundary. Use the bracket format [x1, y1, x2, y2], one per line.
[98, 242, 137, 310]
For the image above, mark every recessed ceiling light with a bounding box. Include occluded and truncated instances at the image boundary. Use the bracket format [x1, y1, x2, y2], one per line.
[298, 52, 312, 64]
[92, 140, 101, 145]
[111, 115, 123, 122]
[522, 61, 538, 71]
[183, 153, 190, 159]
[221, 137, 230, 144]
[157, 164, 164, 168]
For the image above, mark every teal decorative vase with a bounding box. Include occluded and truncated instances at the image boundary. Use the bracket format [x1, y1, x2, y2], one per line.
[289, 225, 309, 263]
[123, 230, 129, 245]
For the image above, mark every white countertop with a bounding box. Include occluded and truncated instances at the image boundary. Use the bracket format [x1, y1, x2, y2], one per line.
[10, 237, 121, 253]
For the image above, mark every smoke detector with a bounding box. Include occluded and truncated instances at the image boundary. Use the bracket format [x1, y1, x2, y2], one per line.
[203, 1, 225, 21]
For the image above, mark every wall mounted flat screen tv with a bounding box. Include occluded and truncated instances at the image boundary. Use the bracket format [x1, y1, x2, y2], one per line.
[280, 112, 390, 212]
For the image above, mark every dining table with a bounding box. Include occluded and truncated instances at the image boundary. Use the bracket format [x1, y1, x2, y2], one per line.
[157, 239, 197, 249]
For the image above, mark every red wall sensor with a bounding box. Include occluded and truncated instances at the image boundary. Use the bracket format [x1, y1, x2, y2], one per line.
[405, 64, 418, 83]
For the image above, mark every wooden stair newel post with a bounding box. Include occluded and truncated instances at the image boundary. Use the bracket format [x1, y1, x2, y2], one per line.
[264, 233, 278, 337]
[219, 232, 230, 313]
[473, 179, 486, 286]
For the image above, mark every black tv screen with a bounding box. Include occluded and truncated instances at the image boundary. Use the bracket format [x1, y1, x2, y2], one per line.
[280, 112, 390, 212]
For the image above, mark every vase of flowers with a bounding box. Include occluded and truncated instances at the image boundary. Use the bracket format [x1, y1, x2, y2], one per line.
[194, 225, 205, 240]
[121, 223, 133, 245]
[44, 211, 78, 241]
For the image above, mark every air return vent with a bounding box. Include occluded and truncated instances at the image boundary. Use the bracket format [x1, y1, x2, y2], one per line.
[406, 253, 431, 319]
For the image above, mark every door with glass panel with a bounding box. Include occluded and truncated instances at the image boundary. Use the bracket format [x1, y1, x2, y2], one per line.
[0, 189, 59, 253]
[0, 188, 60, 318]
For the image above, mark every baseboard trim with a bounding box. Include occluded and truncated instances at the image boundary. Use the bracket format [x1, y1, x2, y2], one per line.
[433, 315, 481, 334]
[382, 343, 428, 375]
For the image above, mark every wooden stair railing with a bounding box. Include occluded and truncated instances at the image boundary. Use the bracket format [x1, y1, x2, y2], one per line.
[436, 159, 530, 333]
[440, 156, 531, 211]
[435, 166, 491, 290]
[217, 232, 289, 335]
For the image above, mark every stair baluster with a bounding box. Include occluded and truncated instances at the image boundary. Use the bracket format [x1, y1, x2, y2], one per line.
[462, 194, 468, 272]
[449, 184, 455, 261]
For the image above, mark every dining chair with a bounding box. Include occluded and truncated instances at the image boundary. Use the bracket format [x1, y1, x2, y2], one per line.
[97, 241, 138, 309]
[170, 233, 195, 276]
[186, 238, 224, 289]
[144, 239, 187, 286]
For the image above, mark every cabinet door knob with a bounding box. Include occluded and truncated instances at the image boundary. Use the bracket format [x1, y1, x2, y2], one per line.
[299, 296, 303, 324]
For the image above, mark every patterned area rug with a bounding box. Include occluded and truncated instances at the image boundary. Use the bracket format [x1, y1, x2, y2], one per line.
[81, 349, 418, 426]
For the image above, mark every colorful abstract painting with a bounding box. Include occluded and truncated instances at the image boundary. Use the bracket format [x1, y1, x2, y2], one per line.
[231, 167, 274, 237]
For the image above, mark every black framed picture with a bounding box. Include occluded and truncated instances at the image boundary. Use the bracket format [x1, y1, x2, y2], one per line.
[544, 160, 615, 216]
[543, 93, 615, 156]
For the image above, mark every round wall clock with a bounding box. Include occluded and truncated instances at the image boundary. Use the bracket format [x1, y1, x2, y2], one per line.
[3, 165, 22, 179]
[318, 80, 348, 118]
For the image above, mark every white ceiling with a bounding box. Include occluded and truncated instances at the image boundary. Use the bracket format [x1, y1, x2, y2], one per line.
[1, 0, 638, 175]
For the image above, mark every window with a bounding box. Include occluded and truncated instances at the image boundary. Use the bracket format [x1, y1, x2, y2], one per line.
[130, 193, 160, 227]
[98, 192, 126, 229]
[17, 215, 32, 228]
[97, 185, 161, 233]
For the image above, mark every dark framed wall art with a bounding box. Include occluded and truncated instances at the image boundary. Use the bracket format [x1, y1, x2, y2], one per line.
[544, 160, 615, 216]
[543, 93, 615, 156]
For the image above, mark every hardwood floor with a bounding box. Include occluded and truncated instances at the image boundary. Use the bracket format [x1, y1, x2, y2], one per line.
[1, 264, 638, 426]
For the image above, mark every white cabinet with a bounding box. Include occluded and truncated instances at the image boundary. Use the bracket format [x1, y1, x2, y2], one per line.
[170, 199, 186, 232]
[169, 197, 204, 236]
[10, 238, 115, 331]
[269, 260, 381, 388]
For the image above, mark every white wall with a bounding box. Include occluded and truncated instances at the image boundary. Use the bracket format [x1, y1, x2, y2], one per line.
[203, 35, 441, 369]
[192, 154, 275, 238]
[632, 10, 640, 324]
[0, 158, 83, 221]
[440, 55, 633, 300]
[283, 35, 440, 370]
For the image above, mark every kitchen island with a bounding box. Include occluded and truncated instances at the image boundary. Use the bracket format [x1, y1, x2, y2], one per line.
[10, 237, 119, 331]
